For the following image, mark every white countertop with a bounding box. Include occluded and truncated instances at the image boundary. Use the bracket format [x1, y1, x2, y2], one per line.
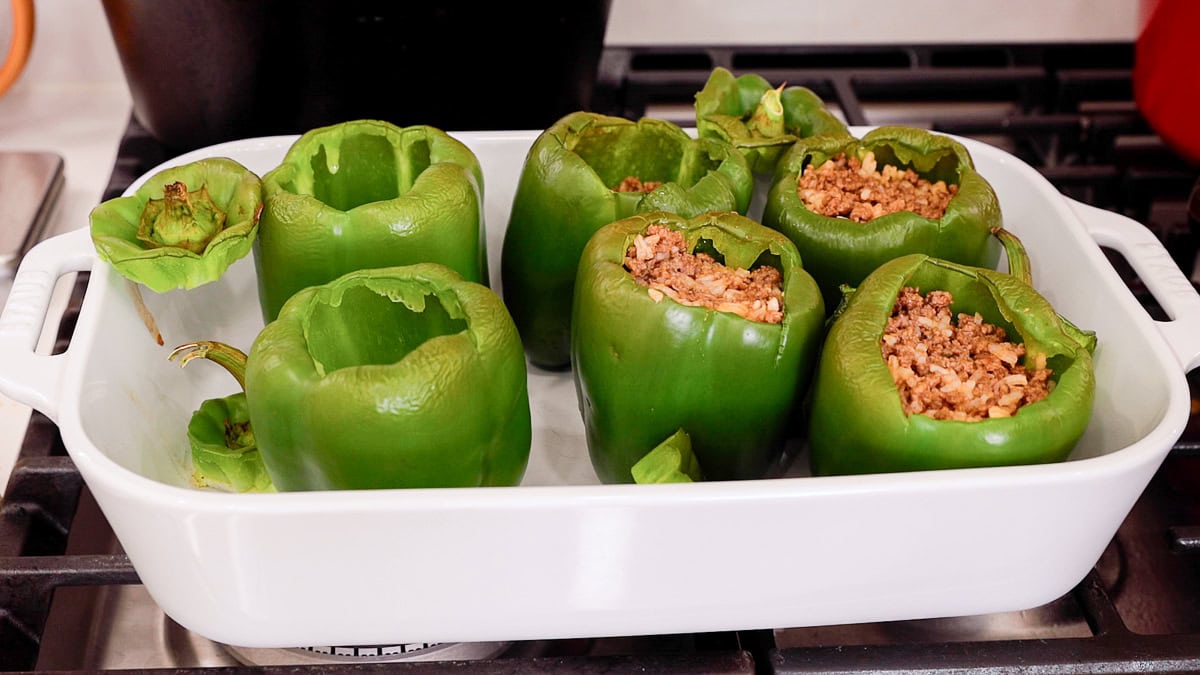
[0, 0, 1143, 493]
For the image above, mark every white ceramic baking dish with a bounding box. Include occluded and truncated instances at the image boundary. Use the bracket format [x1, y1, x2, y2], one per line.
[1, 129, 1198, 649]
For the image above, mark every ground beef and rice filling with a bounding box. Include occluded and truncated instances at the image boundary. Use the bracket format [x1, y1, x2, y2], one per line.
[883, 287, 1052, 421]
[624, 225, 784, 324]
[799, 151, 958, 223]
[614, 176, 663, 193]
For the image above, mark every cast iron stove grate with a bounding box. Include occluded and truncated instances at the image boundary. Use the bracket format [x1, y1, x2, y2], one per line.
[2, 42, 1200, 673]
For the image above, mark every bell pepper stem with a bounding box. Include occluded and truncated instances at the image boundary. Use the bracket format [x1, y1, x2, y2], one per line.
[169, 340, 248, 391]
[991, 226, 1032, 286]
[747, 83, 786, 138]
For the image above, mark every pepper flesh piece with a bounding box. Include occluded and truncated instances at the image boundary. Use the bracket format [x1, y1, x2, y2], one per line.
[694, 67, 849, 174]
[256, 119, 487, 322]
[631, 429, 703, 484]
[501, 111, 754, 370]
[90, 157, 263, 293]
[762, 126, 1002, 311]
[808, 251, 1096, 476]
[187, 393, 275, 493]
[572, 211, 824, 483]
[247, 263, 531, 491]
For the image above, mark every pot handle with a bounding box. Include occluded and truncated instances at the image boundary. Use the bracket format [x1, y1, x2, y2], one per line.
[0, 228, 96, 422]
[1071, 198, 1200, 372]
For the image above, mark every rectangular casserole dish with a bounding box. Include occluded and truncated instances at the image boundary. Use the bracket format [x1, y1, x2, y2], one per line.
[1, 129, 1198, 648]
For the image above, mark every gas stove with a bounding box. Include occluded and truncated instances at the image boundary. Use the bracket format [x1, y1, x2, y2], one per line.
[3, 42, 1199, 673]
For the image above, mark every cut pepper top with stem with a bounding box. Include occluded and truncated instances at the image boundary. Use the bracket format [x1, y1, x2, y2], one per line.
[90, 157, 263, 293]
[695, 67, 849, 174]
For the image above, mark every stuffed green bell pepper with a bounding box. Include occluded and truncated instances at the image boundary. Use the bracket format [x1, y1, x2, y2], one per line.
[572, 211, 824, 483]
[762, 126, 1002, 310]
[695, 67, 849, 174]
[90, 158, 263, 293]
[256, 119, 487, 322]
[171, 263, 531, 491]
[187, 392, 275, 493]
[809, 230, 1096, 476]
[501, 111, 754, 370]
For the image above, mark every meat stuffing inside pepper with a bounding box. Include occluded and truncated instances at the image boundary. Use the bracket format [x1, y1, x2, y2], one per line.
[882, 287, 1052, 421]
[799, 151, 958, 223]
[624, 225, 784, 323]
[614, 176, 664, 193]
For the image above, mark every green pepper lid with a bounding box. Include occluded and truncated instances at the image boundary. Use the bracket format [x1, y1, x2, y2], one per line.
[90, 157, 263, 293]
[187, 393, 275, 493]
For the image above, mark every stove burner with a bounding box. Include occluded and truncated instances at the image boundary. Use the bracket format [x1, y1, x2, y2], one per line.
[223, 641, 511, 665]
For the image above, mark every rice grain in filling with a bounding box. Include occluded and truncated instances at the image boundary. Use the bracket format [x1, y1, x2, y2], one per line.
[624, 225, 784, 324]
[799, 151, 958, 223]
[883, 287, 1052, 421]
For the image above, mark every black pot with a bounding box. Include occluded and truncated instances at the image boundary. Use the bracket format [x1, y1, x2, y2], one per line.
[102, 1, 612, 152]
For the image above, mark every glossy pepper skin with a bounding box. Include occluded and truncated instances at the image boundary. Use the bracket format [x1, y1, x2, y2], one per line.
[187, 393, 274, 493]
[572, 211, 825, 483]
[809, 251, 1096, 476]
[173, 264, 531, 491]
[256, 120, 486, 322]
[694, 67, 849, 174]
[245, 263, 531, 491]
[501, 111, 754, 369]
[762, 126, 1002, 310]
[90, 158, 263, 293]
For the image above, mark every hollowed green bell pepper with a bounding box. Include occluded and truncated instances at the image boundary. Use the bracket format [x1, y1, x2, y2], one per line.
[809, 231, 1096, 476]
[256, 119, 487, 322]
[572, 211, 824, 483]
[695, 67, 849, 174]
[187, 393, 274, 493]
[90, 157, 263, 293]
[501, 111, 754, 370]
[762, 126, 1002, 309]
[172, 263, 531, 491]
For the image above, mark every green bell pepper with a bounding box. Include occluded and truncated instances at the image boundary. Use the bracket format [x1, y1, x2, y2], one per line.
[808, 230, 1096, 476]
[501, 111, 754, 369]
[762, 126, 1002, 309]
[572, 211, 824, 483]
[171, 263, 531, 491]
[695, 67, 849, 174]
[256, 119, 487, 322]
[90, 158, 263, 293]
[187, 393, 275, 493]
[631, 429, 703, 484]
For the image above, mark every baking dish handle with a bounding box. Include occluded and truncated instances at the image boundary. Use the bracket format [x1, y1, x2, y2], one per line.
[0, 228, 95, 422]
[1071, 198, 1200, 373]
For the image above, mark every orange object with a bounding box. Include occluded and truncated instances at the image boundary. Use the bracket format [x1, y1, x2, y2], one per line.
[1134, 0, 1200, 166]
[0, 0, 34, 97]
